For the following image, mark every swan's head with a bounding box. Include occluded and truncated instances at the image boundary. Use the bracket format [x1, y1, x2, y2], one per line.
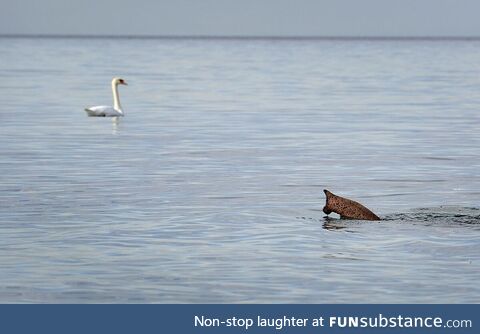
[112, 77, 128, 86]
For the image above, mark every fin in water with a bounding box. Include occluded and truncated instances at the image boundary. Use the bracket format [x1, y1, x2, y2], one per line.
[323, 189, 380, 221]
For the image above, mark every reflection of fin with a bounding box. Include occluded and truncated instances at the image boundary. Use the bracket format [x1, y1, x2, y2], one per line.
[323, 189, 380, 221]
[322, 221, 347, 231]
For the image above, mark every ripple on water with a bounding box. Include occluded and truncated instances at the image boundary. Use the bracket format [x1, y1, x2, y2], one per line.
[385, 206, 480, 226]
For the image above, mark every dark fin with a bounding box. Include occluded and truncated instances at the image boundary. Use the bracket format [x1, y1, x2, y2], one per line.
[323, 189, 333, 214]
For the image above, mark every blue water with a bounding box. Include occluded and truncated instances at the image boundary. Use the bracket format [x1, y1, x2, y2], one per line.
[0, 37, 479, 303]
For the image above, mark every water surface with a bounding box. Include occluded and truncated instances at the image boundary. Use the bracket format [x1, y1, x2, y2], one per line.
[0, 37, 479, 303]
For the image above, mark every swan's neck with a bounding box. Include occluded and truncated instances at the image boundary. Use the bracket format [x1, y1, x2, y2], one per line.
[112, 82, 122, 110]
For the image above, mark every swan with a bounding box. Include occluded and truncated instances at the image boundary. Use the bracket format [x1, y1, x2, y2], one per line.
[85, 77, 127, 117]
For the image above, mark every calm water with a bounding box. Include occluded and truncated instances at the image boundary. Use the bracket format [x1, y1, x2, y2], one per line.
[0, 37, 479, 303]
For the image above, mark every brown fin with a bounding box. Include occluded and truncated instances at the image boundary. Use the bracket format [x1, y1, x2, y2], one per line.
[322, 189, 380, 221]
[323, 189, 334, 214]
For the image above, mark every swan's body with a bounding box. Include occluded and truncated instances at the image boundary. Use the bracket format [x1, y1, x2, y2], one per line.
[85, 77, 127, 117]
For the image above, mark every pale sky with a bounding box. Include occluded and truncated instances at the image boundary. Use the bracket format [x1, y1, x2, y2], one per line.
[1, 0, 480, 37]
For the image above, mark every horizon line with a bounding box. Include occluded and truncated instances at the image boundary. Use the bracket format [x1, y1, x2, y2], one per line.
[2, 33, 480, 41]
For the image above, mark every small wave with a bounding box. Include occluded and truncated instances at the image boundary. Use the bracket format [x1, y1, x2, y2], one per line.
[299, 207, 480, 228]
[384, 206, 480, 225]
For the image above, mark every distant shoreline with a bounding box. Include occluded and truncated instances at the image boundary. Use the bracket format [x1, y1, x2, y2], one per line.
[1, 34, 480, 41]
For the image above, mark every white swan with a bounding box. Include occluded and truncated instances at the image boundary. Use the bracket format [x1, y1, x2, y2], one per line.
[85, 77, 128, 117]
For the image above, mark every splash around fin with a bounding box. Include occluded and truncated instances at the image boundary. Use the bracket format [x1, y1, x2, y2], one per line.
[323, 189, 380, 221]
